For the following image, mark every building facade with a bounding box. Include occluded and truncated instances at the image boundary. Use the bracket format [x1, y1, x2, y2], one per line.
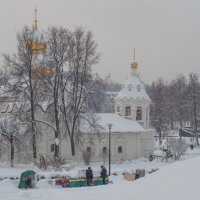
[0, 11, 155, 164]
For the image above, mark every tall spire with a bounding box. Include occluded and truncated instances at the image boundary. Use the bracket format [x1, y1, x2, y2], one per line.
[130, 49, 138, 75]
[133, 48, 136, 61]
[33, 7, 38, 30]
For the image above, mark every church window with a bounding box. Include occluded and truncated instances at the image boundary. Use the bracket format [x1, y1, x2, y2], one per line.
[136, 107, 142, 120]
[51, 144, 55, 152]
[125, 106, 131, 116]
[137, 84, 141, 92]
[118, 146, 123, 153]
[146, 108, 148, 121]
[128, 84, 132, 91]
[102, 147, 107, 154]
[86, 147, 91, 153]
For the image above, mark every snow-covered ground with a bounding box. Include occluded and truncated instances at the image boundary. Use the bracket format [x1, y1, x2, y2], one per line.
[1, 148, 200, 200]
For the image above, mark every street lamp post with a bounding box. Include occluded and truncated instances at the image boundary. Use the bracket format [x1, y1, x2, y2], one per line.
[107, 123, 113, 176]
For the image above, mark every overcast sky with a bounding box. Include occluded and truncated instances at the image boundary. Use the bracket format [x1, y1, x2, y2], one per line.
[0, 0, 200, 84]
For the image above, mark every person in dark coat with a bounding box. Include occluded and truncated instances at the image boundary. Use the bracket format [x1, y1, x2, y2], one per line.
[86, 167, 93, 186]
[149, 153, 153, 162]
[26, 176, 32, 188]
[100, 166, 107, 184]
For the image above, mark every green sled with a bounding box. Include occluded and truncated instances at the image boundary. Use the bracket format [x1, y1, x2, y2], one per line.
[18, 170, 36, 189]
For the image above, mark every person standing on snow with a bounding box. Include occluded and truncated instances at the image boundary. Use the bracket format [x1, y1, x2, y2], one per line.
[86, 167, 93, 186]
[149, 153, 153, 162]
[100, 166, 107, 184]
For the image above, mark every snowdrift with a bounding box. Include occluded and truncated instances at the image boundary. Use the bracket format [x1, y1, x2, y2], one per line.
[1, 156, 200, 200]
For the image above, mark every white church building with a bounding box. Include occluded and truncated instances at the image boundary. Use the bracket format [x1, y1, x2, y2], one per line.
[0, 57, 155, 164]
[0, 10, 155, 164]
[42, 58, 155, 163]
[0, 57, 155, 163]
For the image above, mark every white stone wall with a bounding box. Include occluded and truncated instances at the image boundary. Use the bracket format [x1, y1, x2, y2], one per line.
[41, 131, 155, 163]
[0, 95, 154, 164]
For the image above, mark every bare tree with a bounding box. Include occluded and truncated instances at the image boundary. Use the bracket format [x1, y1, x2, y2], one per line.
[61, 27, 99, 156]
[170, 74, 188, 129]
[0, 116, 25, 167]
[88, 74, 113, 113]
[165, 84, 176, 130]
[3, 26, 45, 163]
[149, 78, 169, 145]
[186, 73, 200, 146]
[168, 138, 188, 160]
[38, 26, 71, 158]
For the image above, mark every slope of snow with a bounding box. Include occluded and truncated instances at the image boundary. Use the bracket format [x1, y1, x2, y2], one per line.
[1, 153, 200, 200]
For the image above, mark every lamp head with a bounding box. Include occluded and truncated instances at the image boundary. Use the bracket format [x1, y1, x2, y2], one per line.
[107, 123, 113, 129]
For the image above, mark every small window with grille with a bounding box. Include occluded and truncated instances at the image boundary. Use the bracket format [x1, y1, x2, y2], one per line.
[125, 106, 131, 116]
[118, 146, 123, 153]
[86, 147, 91, 153]
[51, 144, 55, 152]
[103, 147, 107, 154]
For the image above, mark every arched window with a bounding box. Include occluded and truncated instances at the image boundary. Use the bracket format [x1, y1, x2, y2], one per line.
[137, 84, 141, 92]
[146, 108, 148, 121]
[136, 107, 142, 120]
[102, 147, 107, 154]
[51, 144, 59, 153]
[125, 106, 131, 116]
[51, 144, 55, 152]
[86, 147, 91, 153]
[118, 146, 123, 153]
[128, 84, 132, 91]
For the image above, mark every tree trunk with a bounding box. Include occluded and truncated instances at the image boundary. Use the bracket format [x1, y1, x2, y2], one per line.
[54, 130, 59, 158]
[53, 95, 60, 158]
[10, 134, 14, 167]
[32, 129, 37, 163]
[193, 104, 199, 146]
[54, 143, 59, 158]
[29, 71, 37, 162]
[195, 121, 199, 146]
[195, 135, 199, 146]
[70, 136, 76, 156]
[159, 131, 162, 146]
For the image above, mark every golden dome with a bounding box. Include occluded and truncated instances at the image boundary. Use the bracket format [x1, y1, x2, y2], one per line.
[28, 7, 46, 54]
[29, 41, 46, 53]
[130, 48, 138, 69]
[32, 65, 53, 77]
[130, 61, 138, 69]
[30, 8, 52, 77]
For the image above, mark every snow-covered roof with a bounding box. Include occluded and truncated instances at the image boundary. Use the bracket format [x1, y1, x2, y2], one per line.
[80, 113, 145, 133]
[179, 127, 200, 137]
[116, 74, 150, 101]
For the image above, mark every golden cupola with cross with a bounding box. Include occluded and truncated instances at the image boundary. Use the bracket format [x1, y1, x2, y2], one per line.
[130, 49, 138, 69]
[29, 8, 53, 77]
[29, 7, 46, 53]
[130, 49, 138, 76]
